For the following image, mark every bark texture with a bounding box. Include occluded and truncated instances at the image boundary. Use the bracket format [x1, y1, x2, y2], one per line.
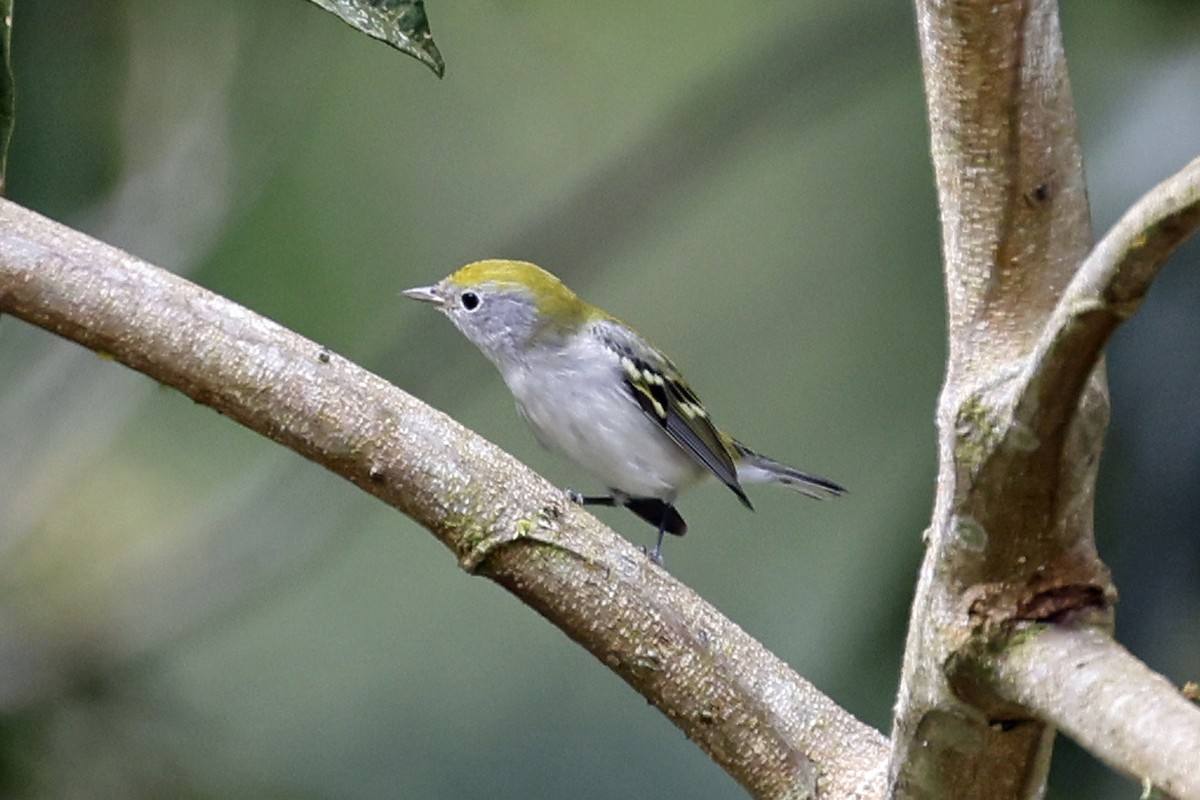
[892, 1, 1200, 798]
[892, 0, 1110, 796]
[991, 625, 1200, 799]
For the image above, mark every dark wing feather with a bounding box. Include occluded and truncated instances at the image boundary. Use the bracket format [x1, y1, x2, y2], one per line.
[596, 320, 752, 509]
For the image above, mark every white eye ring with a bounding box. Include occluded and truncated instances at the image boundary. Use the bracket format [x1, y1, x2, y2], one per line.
[460, 291, 481, 311]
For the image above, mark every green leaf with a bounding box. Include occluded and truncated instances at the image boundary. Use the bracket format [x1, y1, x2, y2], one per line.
[307, 0, 444, 78]
[0, 0, 13, 193]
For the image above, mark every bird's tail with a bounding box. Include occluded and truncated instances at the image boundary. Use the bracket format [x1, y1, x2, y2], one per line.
[729, 440, 846, 500]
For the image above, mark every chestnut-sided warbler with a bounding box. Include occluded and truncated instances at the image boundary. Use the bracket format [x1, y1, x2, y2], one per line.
[403, 260, 844, 562]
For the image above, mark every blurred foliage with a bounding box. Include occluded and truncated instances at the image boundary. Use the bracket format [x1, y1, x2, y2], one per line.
[0, 0, 1197, 798]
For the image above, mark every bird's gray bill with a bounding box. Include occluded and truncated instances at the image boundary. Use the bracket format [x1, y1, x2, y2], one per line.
[401, 285, 442, 305]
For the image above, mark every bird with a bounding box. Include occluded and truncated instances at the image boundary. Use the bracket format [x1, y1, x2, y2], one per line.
[403, 260, 844, 562]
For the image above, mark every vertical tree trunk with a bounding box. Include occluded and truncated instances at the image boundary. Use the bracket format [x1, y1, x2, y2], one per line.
[889, 1, 1115, 796]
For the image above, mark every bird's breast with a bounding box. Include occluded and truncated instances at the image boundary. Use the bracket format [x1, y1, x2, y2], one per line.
[503, 351, 705, 499]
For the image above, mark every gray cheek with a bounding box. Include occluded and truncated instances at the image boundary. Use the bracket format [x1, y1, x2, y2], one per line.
[450, 314, 523, 367]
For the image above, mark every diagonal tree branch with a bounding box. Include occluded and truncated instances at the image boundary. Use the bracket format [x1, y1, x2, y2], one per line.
[0, 198, 887, 799]
[988, 624, 1200, 800]
[1014, 154, 1200, 444]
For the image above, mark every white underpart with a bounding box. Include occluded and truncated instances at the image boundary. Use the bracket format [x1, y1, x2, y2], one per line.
[500, 335, 707, 500]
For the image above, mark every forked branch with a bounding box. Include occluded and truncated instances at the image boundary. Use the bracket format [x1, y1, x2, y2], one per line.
[893, 0, 1200, 797]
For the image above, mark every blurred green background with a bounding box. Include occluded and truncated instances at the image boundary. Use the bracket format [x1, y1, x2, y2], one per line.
[1, 0, 1198, 797]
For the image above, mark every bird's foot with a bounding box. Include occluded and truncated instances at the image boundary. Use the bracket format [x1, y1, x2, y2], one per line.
[565, 489, 618, 507]
[641, 544, 665, 566]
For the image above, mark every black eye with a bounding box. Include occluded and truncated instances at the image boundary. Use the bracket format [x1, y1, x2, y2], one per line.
[460, 291, 480, 311]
